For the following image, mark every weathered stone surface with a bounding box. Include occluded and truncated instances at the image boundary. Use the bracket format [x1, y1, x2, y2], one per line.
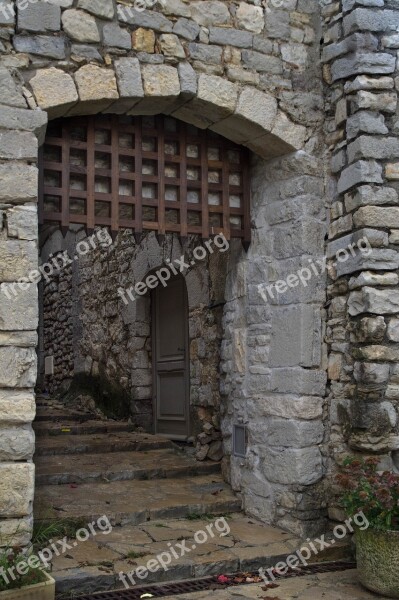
[265, 9, 290, 39]
[344, 8, 399, 35]
[6, 205, 37, 241]
[173, 17, 200, 41]
[331, 52, 395, 82]
[0, 425, 34, 461]
[0, 131, 37, 160]
[119, 7, 173, 32]
[0, 164, 37, 204]
[74, 65, 118, 112]
[209, 27, 252, 48]
[0, 106, 47, 143]
[0, 463, 34, 517]
[0, 517, 32, 548]
[62, 9, 100, 43]
[178, 61, 197, 97]
[0, 240, 37, 282]
[346, 111, 388, 140]
[30, 67, 78, 118]
[242, 50, 283, 74]
[114, 57, 143, 98]
[0, 390, 35, 424]
[382, 33, 399, 48]
[263, 447, 323, 485]
[387, 318, 399, 342]
[345, 74, 394, 93]
[349, 286, 399, 316]
[236, 2, 264, 34]
[270, 305, 321, 368]
[270, 112, 307, 151]
[71, 43, 103, 62]
[0, 348, 36, 388]
[188, 42, 222, 65]
[354, 206, 399, 228]
[345, 185, 398, 212]
[17, 0, 60, 32]
[0, 332, 37, 347]
[0, 283, 38, 330]
[190, 1, 230, 27]
[348, 135, 399, 163]
[265, 418, 324, 448]
[159, 33, 185, 58]
[0, 67, 26, 108]
[13, 35, 66, 59]
[103, 23, 131, 49]
[322, 32, 378, 63]
[141, 64, 180, 98]
[0, 0, 14, 25]
[337, 160, 383, 194]
[132, 27, 156, 52]
[77, 0, 114, 20]
[281, 43, 308, 69]
[270, 368, 326, 396]
[354, 90, 397, 113]
[386, 162, 399, 180]
[353, 361, 390, 384]
[257, 395, 323, 420]
[336, 248, 399, 278]
[349, 271, 398, 289]
[356, 345, 399, 362]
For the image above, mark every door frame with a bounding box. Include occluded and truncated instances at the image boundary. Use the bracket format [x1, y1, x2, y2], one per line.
[151, 275, 191, 440]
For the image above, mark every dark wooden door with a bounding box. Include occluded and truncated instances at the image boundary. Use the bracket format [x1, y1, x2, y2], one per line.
[152, 276, 189, 439]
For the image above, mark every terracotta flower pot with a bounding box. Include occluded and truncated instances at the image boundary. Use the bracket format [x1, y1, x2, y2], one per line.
[0, 571, 55, 600]
[356, 526, 399, 598]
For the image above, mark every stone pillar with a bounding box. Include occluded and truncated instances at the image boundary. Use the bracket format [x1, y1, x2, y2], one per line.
[321, 0, 399, 517]
[0, 98, 47, 546]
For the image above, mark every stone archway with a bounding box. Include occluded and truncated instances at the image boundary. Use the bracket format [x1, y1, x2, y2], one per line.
[0, 59, 327, 545]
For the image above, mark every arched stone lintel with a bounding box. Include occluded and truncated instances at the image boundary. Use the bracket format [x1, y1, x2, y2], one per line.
[28, 63, 307, 160]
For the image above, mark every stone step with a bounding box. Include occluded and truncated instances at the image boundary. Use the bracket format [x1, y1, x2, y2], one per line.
[49, 514, 351, 596]
[34, 409, 94, 423]
[34, 431, 175, 456]
[33, 419, 136, 437]
[34, 473, 242, 526]
[35, 448, 220, 486]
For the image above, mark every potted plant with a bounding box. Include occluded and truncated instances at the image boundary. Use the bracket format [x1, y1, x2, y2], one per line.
[336, 456, 399, 598]
[0, 546, 55, 599]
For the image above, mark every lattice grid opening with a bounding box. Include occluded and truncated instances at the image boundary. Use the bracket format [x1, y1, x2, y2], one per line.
[39, 114, 251, 246]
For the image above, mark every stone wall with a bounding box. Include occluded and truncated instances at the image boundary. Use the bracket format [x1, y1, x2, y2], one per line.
[320, 0, 399, 519]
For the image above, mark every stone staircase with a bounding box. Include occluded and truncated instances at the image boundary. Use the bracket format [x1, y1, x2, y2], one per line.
[33, 397, 349, 597]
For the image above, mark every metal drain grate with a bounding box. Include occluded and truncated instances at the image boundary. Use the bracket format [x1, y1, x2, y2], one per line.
[70, 561, 356, 600]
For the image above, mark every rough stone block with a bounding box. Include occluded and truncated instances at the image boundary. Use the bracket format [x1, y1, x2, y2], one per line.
[346, 111, 388, 140]
[209, 26, 253, 48]
[175, 74, 237, 127]
[242, 50, 283, 74]
[173, 17, 200, 41]
[0, 463, 34, 517]
[118, 7, 173, 32]
[382, 33, 399, 48]
[344, 8, 399, 35]
[354, 206, 399, 228]
[336, 248, 399, 277]
[270, 305, 321, 368]
[263, 447, 323, 485]
[256, 395, 323, 420]
[270, 368, 327, 396]
[188, 42, 222, 65]
[0, 240, 37, 282]
[387, 318, 399, 342]
[265, 9, 290, 39]
[265, 418, 324, 448]
[62, 9, 100, 42]
[73, 64, 118, 114]
[236, 2, 264, 33]
[0, 131, 37, 160]
[190, 1, 230, 27]
[345, 185, 398, 212]
[71, 43, 102, 62]
[13, 35, 66, 59]
[0, 283, 38, 330]
[30, 67, 78, 118]
[77, 0, 114, 20]
[322, 32, 378, 63]
[114, 57, 143, 100]
[159, 33, 185, 58]
[331, 52, 395, 82]
[0, 67, 27, 109]
[0, 331, 37, 347]
[0, 106, 47, 144]
[337, 160, 383, 194]
[0, 163, 38, 204]
[353, 90, 397, 113]
[141, 64, 180, 98]
[386, 162, 399, 180]
[0, 425, 34, 460]
[0, 346, 36, 388]
[103, 22, 131, 49]
[349, 286, 399, 315]
[0, 0, 14, 25]
[0, 390, 35, 424]
[17, 0, 60, 32]
[345, 74, 394, 93]
[0, 517, 32, 548]
[348, 135, 399, 163]
[178, 61, 197, 97]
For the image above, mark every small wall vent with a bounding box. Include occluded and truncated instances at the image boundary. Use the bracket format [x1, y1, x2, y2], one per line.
[233, 424, 247, 457]
[44, 355, 54, 376]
